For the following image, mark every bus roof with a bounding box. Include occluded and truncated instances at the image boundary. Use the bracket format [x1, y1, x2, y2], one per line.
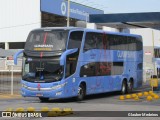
[84, 28, 142, 39]
[31, 27, 142, 39]
[31, 27, 84, 31]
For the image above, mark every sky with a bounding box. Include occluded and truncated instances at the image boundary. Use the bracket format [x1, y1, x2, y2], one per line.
[71, 0, 160, 13]
[70, 0, 160, 47]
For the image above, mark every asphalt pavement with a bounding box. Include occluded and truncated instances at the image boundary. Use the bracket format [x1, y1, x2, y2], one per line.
[0, 81, 160, 120]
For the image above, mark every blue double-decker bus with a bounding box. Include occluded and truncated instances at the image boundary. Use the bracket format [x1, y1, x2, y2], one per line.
[14, 27, 143, 102]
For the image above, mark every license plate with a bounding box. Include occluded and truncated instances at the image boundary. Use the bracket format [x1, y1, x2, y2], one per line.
[36, 93, 43, 97]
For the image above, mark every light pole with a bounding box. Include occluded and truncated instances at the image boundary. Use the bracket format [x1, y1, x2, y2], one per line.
[67, 0, 70, 27]
[85, 12, 89, 24]
[152, 30, 156, 75]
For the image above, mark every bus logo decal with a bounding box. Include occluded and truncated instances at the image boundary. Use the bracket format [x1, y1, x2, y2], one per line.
[34, 44, 53, 48]
[37, 83, 41, 91]
[117, 51, 134, 59]
[61, 2, 67, 15]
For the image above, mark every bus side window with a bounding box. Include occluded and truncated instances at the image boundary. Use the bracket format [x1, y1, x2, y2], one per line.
[68, 31, 83, 49]
[136, 38, 142, 51]
[84, 32, 110, 51]
[84, 32, 96, 51]
[80, 62, 96, 77]
[137, 63, 142, 70]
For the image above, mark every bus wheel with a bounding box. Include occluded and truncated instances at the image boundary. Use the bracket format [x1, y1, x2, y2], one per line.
[128, 80, 133, 93]
[77, 84, 86, 101]
[39, 97, 49, 102]
[121, 80, 127, 94]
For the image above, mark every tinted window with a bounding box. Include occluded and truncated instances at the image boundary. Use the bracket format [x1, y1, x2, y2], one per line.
[137, 63, 143, 70]
[109, 35, 128, 50]
[68, 31, 83, 49]
[127, 36, 137, 51]
[154, 48, 160, 58]
[84, 32, 142, 51]
[80, 62, 123, 77]
[84, 32, 105, 50]
[80, 62, 96, 77]
[25, 30, 68, 51]
[136, 38, 143, 51]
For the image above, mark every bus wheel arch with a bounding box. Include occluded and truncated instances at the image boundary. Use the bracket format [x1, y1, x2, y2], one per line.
[128, 78, 134, 93]
[77, 82, 86, 101]
[121, 78, 127, 94]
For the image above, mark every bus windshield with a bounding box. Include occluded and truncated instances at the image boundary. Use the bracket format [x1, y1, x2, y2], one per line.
[24, 30, 68, 52]
[22, 58, 63, 82]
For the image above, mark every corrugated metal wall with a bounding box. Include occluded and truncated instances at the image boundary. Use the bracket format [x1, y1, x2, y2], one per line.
[0, 0, 41, 42]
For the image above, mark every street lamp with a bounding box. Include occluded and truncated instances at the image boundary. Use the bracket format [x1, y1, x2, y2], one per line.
[67, 0, 70, 27]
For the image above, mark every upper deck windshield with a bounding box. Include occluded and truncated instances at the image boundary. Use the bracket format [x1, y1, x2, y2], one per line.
[24, 30, 68, 52]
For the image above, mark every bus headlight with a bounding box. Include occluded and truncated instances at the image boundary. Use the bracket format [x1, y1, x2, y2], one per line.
[22, 83, 28, 88]
[51, 82, 67, 90]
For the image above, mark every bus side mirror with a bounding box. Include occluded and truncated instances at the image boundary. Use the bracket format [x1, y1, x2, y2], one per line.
[14, 50, 24, 65]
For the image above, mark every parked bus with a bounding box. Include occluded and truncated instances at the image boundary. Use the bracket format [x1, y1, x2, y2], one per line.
[14, 27, 143, 102]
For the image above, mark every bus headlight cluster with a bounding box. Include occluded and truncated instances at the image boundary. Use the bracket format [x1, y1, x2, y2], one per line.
[51, 82, 67, 90]
[22, 83, 28, 88]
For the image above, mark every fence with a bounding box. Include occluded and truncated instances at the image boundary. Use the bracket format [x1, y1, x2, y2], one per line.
[0, 58, 22, 95]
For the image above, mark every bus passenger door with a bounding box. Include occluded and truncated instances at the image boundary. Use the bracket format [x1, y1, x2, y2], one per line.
[64, 52, 79, 97]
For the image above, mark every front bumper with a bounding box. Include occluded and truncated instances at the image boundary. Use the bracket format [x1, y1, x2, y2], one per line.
[21, 87, 64, 98]
[21, 80, 67, 98]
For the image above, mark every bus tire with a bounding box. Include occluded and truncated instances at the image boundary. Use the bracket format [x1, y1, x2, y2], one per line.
[39, 97, 49, 102]
[121, 80, 127, 94]
[128, 80, 134, 93]
[76, 84, 86, 101]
